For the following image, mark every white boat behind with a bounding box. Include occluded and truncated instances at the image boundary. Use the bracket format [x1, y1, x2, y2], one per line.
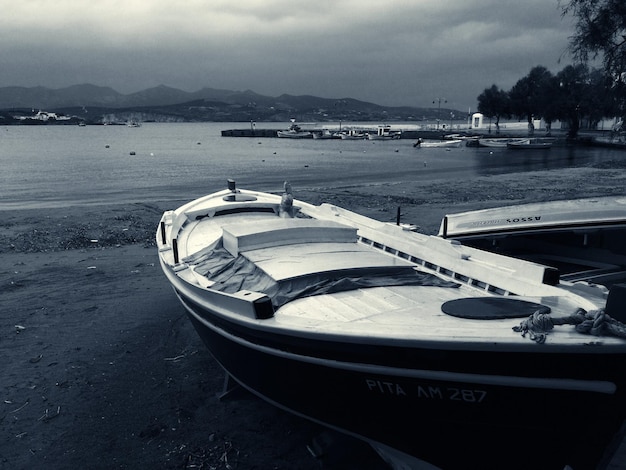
[439, 196, 626, 288]
[440, 197, 626, 238]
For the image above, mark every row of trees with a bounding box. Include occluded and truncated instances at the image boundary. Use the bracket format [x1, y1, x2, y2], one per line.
[477, 64, 621, 137]
[477, 0, 626, 138]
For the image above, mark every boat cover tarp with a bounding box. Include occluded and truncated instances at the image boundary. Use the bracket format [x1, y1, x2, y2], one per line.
[190, 244, 459, 308]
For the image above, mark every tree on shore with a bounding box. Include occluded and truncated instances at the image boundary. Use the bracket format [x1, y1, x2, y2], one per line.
[508, 66, 554, 135]
[543, 65, 618, 138]
[474, 64, 618, 137]
[560, 0, 626, 120]
[477, 85, 511, 134]
[548, 64, 593, 138]
[473, 2, 626, 137]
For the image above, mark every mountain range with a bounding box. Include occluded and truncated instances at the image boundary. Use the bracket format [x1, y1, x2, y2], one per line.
[0, 84, 465, 123]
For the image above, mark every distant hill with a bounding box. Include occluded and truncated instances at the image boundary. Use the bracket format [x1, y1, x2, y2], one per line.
[0, 84, 232, 109]
[0, 84, 466, 124]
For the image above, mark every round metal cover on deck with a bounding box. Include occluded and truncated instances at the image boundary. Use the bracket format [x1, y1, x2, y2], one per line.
[441, 297, 551, 319]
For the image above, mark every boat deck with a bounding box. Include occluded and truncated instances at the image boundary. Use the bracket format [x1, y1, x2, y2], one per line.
[162, 207, 621, 349]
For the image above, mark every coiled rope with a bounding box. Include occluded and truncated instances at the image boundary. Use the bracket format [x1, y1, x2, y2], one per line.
[513, 308, 626, 344]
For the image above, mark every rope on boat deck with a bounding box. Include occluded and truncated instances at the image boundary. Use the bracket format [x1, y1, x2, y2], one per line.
[513, 308, 626, 344]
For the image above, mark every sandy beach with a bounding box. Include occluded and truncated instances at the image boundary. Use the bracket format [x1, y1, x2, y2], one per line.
[2, 162, 626, 469]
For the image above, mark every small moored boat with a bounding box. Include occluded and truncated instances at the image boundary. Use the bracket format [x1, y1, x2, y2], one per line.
[277, 122, 312, 138]
[506, 138, 554, 149]
[312, 129, 340, 139]
[478, 138, 525, 148]
[339, 129, 368, 140]
[368, 125, 401, 140]
[590, 135, 626, 149]
[414, 138, 463, 148]
[158, 181, 626, 470]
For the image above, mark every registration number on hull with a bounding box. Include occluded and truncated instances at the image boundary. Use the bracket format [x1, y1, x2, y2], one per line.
[365, 379, 487, 403]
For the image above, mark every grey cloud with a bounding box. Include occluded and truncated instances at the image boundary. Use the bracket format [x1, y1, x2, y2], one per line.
[0, 0, 575, 111]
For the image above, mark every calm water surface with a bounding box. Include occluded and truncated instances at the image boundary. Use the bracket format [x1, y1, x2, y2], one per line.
[0, 122, 623, 209]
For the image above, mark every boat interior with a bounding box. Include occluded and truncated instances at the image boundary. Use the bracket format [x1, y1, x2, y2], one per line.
[455, 224, 626, 289]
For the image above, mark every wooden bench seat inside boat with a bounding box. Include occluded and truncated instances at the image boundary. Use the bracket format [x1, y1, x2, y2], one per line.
[220, 217, 419, 283]
[222, 218, 357, 256]
[245, 242, 417, 282]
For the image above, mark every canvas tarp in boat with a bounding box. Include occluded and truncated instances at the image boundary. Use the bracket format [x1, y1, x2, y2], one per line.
[188, 244, 458, 309]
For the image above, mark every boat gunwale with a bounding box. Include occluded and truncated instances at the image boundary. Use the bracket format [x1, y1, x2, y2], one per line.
[178, 290, 619, 395]
[158, 187, 624, 352]
[441, 219, 626, 239]
[161, 258, 626, 355]
[439, 196, 626, 238]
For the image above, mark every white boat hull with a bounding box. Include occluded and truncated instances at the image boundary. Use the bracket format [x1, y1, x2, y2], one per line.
[157, 181, 626, 469]
[416, 139, 463, 148]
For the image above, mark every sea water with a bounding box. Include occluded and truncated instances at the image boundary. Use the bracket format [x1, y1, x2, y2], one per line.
[0, 122, 623, 210]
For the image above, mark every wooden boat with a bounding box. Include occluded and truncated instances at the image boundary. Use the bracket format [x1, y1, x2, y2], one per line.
[478, 138, 524, 148]
[339, 129, 368, 140]
[312, 129, 340, 139]
[367, 125, 401, 140]
[439, 196, 626, 289]
[277, 122, 312, 138]
[157, 181, 626, 470]
[414, 138, 463, 148]
[506, 138, 554, 149]
[590, 135, 626, 149]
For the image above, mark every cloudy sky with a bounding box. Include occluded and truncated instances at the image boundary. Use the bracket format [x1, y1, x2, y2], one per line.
[1, 0, 577, 111]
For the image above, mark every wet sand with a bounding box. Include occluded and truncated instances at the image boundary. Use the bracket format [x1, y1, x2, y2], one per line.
[2, 162, 626, 469]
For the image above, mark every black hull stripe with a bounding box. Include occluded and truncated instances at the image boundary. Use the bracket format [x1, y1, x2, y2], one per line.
[178, 291, 616, 394]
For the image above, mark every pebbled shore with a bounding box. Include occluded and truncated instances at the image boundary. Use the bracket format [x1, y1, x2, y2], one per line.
[1, 162, 626, 469]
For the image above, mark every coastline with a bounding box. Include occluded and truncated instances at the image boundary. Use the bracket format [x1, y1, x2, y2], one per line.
[2, 163, 626, 469]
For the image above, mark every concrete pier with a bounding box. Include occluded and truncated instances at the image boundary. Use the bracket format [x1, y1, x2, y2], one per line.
[220, 128, 450, 139]
[221, 128, 279, 137]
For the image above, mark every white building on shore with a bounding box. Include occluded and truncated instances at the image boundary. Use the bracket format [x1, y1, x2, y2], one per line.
[470, 112, 551, 132]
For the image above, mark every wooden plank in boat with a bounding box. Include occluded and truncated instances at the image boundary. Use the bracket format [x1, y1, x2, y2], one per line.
[182, 214, 276, 258]
[222, 218, 357, 256]
[276, 286, 617, 346]
[245, 242, 415, 281]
